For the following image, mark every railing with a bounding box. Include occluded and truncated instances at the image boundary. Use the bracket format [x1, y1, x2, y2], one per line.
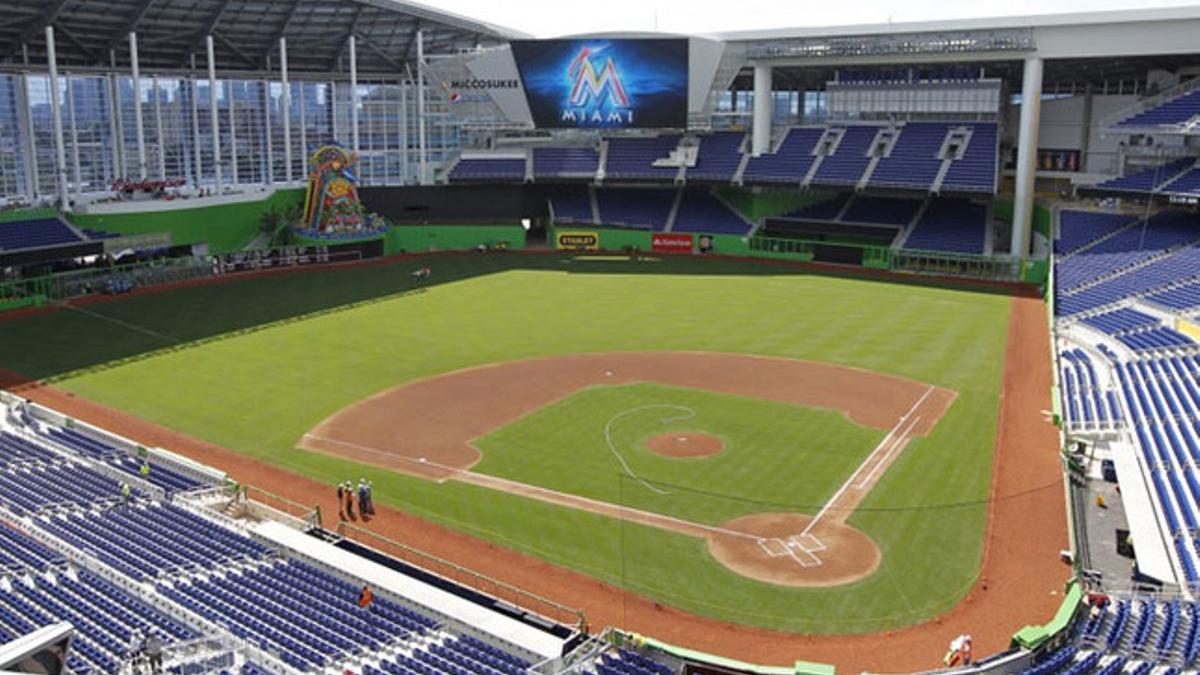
[748, 235, 1023, 280]
[0, 274, 50, 310]
[47, 258, 212, 301]
[1098, 76, 1200, 133]
[892, 248, 1022, 281]
[529, 629, 613, 675]
[240, 485, 321, 531]
[335, 521, 585, 631]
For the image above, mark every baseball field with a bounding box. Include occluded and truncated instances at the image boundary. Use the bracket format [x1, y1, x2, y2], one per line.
[0, 253, 1016, 635]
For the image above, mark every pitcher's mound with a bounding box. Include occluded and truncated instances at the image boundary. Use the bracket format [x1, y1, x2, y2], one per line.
[708, 513, 881, 587]
[646, 432, 724, 458]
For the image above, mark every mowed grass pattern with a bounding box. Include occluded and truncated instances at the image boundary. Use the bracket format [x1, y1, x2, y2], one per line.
[0, 255, 1010, 633]
[474, 382, 885, 525]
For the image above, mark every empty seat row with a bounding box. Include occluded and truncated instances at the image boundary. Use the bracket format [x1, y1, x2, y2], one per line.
[0, 463, 124, 515]
[0, 218, 82, 252]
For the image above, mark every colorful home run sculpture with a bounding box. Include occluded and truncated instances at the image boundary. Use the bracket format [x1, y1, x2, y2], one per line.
[299, 145, 388, 238]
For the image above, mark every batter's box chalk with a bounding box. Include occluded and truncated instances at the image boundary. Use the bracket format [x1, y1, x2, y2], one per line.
[790, 533, 827, 553]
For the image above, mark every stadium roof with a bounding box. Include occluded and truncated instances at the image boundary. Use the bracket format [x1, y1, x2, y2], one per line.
[715, 5, 1200, 42]
[0, 0, 531, 74]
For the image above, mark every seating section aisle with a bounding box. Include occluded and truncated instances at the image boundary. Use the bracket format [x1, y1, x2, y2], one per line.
[902, 198, 987, 254]
[1055, 211, 1139, 256]
[868, 123, 948, 190]
[0, 218, 82, 251]
[811, 127, 877, 187]
[940, 123, 997, 193]
[741, 128, 824, 184]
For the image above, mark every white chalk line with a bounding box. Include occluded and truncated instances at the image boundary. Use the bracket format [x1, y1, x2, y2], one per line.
[65, 305, 181, 344]
[301, 433, 467, 477]
[307, 386, 943, 571]
[304, 430, 777, 544]
[603, 404, 697, 496]
[801, 385, 936, 539]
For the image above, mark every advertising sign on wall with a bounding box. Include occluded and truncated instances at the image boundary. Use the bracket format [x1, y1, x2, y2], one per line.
[555, 230, 600, 250]
[510, 39, 689, 129]
[651, 233, 693, 253]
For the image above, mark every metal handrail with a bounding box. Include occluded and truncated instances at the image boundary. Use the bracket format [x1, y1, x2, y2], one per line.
[335, 521, 585, 630]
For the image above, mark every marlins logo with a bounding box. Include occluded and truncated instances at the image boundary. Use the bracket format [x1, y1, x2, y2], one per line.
[562, 45, 633, 125]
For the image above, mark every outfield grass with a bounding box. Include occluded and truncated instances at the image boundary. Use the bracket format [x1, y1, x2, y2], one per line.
[0, 254, 1010, 633]
[474, 382, 885, 524]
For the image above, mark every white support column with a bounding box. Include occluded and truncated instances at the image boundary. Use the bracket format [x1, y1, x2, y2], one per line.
[751, 63, 772, 156]
[207, 35, 222, 193]
[66, 76, 81, 195]
[189, 57, 203, 189]
[153, 77, 166, 179]
[416, 31, 427, 185]
[45, 26, 69, 210]
[280, 37, 292, 184]
[297, 83, 307, 172]
[330, 79, 338, 141]
[16, 75, 37, 198]
[1011, 56, 1043, 260]
[106, 72, 123, 181]
[349, 35, 360, 153]
[399, 80, 409, 184]
[227, 82, 238, 185]
[129, 32, 147, 179]
[261, 81, 271, 185]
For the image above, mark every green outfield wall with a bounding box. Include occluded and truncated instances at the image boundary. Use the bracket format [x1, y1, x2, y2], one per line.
[384, 224, 527, 255]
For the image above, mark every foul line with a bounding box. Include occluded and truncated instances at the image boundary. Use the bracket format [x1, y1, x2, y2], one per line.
[301, 433, 468, 477]
[603, 404, 696, 496]
[65, 305, 181, 344]
[304, 430, 773, 544]
[802, 385, 935, 537]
